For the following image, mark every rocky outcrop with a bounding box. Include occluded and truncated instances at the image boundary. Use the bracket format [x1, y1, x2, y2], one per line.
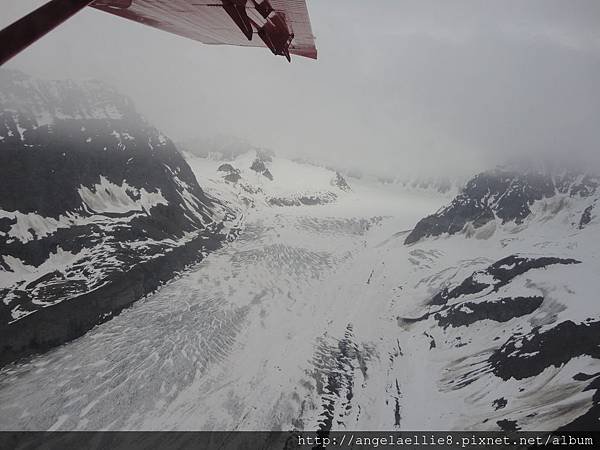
[331, 172, 351, 192]
[217, 163, 241, 183]
[267, 192, 338, 207]
[250, 158, 273, 181]
[490, 319, 600, 381]
[579, 204, 594, 229]
[405, 168, 599, 244]
[434, 296, 544, 329]
[430, 255, 580, 306]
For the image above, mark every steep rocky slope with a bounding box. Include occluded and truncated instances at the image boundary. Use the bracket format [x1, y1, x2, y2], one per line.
[405, 168, 598, 244]
[0, 70, 236, 366]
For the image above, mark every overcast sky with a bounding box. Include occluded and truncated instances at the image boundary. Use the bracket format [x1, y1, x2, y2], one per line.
[2, 0, 600, 177]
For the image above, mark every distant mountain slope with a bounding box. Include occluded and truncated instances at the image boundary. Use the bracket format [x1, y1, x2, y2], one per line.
[289, 155, 463, 196]
[405, 168, 598, 244]
[0, 70, 237, 366]
[184, 148, 353, 209]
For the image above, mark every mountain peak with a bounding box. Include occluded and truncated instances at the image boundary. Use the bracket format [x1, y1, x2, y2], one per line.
[405, 166, 598, 244]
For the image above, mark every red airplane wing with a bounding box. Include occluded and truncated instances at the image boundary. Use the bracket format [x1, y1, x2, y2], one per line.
[93, 0, 317, 61]
[0, 0, 317, 66]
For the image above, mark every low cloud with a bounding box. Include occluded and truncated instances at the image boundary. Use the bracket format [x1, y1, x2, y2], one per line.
[4, 0, 600, 177]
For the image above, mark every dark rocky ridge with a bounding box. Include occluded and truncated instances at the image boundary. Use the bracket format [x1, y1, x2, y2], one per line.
[267, 192, 338, 207]
[430, 255, 580, 306]
[217, 163, 241, 183]
[331, 172, 351, 192]
[250, 158, 273, 180]
[217, 163, 236, 173]
[405, 168, 599, 244]
[0, 69, 233, 366]
[579, 204, 594, 229]
[490, 319, 600, 381]
[434, 296, 544, 329]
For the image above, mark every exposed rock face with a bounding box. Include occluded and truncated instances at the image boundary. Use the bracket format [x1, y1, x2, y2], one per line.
[579, 204, 594, 229]
[430, 255, 580, 306]
[331, 172, 351, 192]
[405, 168, 599, 244]
[0, 70, 235, 366]
[217, 163, 236, 173]
[217, 163, 241, 183]
[267, 192, 338, 207]
[434, 296, 544, 329]
[250, 158, 273, 180]
[490, 320, 600, 381]
[224, 172, 242, 183]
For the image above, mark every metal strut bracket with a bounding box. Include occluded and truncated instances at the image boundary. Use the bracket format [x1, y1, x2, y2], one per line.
[222, 0, 254, 41]
[222, 0, 294, 61]
[257, 12, 293, 62]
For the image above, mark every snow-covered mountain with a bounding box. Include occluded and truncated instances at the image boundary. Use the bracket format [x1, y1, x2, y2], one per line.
[406, 167, 598, 244]
[393, 167, 600, 430]
[0, 70, 236, 366]
[183, 147, 354, 209]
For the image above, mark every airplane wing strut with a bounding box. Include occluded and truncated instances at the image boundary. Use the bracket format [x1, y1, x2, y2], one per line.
[0, 0, 317, 66]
